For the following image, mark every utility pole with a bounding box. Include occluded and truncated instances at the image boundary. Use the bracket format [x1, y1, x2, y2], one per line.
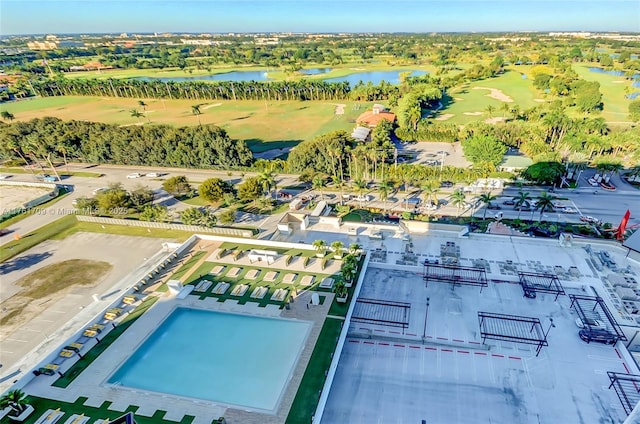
[422, 298, 430, 340]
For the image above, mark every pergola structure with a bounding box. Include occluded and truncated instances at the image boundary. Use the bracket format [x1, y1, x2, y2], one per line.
[423, 260, 488, 292]
[478, 312, 549, 356]
[352, 298, 411, 334]
[608, 372, 640, 415]
[518, 271, 565, 300]
[569, 294, 626, 343]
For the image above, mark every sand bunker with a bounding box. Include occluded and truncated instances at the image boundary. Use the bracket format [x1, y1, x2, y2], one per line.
[202, 103, 223, 110]
[332, 103, 346, 115]
[472, 87, 514, 103]
[463, 112, 484, 116]
[435, 113, 454, 121]
[484, 117, 506, 124]
[612, 81, 626, 84]
[534, 98, 547, 103]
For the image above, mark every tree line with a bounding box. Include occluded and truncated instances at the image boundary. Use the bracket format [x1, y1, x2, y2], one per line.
[0, 117, 253, 169]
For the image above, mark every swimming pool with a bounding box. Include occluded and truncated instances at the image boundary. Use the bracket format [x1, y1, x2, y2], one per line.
[107, 308, 312, 412]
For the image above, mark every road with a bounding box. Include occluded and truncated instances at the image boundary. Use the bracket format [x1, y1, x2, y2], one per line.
[0, 164, 302, 246]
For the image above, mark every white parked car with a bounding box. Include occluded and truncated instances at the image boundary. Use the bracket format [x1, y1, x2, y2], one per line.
[575, 317, 606, 330]
[355, 195, 373, 202]
[0, 174, 9, 180]
[92, 187, 108, 195]
[587, 178, 599, 187]
[126, 173, 142, 179]
[562, 207, 577, 214]
[146, 172, 161, 178]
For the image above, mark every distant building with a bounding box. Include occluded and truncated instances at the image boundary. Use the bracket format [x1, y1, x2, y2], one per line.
[27, 40, 58, 50]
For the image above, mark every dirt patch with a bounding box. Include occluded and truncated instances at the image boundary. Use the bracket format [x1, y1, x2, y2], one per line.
[464, 112, 484, 116]
[0, 259, 112, 334]
[534, 98, 547, 103]
[0, 185, 53, 212]
[435, 113, 455, 121]
[472, 87, 514, 103]
[484, 117, 506, 124]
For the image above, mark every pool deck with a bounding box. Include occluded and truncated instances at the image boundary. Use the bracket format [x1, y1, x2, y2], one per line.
[23, 286, 334, 424]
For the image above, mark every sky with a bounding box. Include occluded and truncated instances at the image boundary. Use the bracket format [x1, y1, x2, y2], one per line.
[1, 0, 639, 36]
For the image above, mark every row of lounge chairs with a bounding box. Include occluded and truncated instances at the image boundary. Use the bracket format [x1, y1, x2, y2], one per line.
[35, 409, 107, 424]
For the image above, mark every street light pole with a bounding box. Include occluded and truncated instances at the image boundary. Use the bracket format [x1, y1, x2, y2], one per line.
[544, 318, 555, 340]
[422, 297, 430, 340]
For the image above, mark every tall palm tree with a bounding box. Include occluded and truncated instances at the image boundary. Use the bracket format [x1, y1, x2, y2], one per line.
[513, 190, 531, 220]
[138, 100, 147, 111]
[258, 171, 277, 197]
[485, 104, 495, 118]
[312, 176, 326, 200]
[534, 192, 556, 222]
[420, 180, 440, 207]
[479, 192, 497, 220]
[191, 104, 202, 125]
[378, 179, 393, 211]
[450, 189, 467, 217]
[349, 243, 361, 255]
[1, 111, 15, 121]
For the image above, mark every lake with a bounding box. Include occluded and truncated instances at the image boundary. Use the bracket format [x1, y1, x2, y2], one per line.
[324, 70, 429, 85]
[138, 70, 272, 83]
[299, 68, 332, 75]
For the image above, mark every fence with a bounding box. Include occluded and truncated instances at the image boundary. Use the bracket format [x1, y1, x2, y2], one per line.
[75, 216, 255, 238]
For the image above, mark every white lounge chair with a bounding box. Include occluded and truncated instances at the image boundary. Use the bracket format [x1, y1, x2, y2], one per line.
[35, 409, 64, 424]
[264, 271, 279, 282]
[64, 414, 90, 424]
[319, 277, 334, 289]
[227, 267, 242, 278]
[300, 275, 315, 286]
[245, 269, 260, 280]
[283, 273, 298, 284]
[210, 265, 225, 276]
[231, 284, 249, 297]
[250, 286, 268, 299]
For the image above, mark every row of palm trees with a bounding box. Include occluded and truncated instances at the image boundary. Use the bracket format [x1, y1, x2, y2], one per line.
[30, 77, 355, 102]
[477, 190, 558, 221]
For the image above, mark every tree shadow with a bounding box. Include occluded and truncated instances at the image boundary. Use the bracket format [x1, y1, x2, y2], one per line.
[0, 251, 53, 275]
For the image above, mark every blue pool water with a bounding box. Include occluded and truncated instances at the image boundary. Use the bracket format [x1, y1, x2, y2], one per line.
[108, 308, 311, 411]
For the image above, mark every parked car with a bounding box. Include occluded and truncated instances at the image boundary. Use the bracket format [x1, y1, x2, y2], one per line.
[278, 191, 293, 199]
[503, 199, 515, 206]
[514, 205, 532, 211]
[588, 178, 599, 187]
[487, 204, 501, 210]
[562, 207, 577, 214]
[0, 174, 10, 180]
[126, 173, 142, 179]
[146, 172, 161, 178]
[575, 317, 606, 330]
[579, 328, 616, 345]
[355, 195, 373, 202]
[437, 150, 450, 156]
[440, 181, 454, 188]
[92, 187, 108, 195]
[580, 215, 600, 224]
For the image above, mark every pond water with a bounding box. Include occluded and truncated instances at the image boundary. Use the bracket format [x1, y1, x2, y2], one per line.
[324, 70, 428, 85]
[138, 70, 272, 82]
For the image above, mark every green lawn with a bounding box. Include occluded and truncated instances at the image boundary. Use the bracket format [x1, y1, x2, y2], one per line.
[52, 296, 158, 388]
[286, 318, 343, 424]
[439, 70, 540, 125]
[12, 395, 197, 424]
[0, 215, 77, 263]
[185, 260, 336, 308]
[572, 63, 635, 123]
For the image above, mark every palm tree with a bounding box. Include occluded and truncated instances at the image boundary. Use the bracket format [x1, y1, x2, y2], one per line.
[258, 171, 277, 197]
[331, 240, 345, 259]
[450, 189, 467, 217]
[0, 389, 29, 416]
[191, 104, 202, 125]
[312, 176, 326, 200]
[513, 190, 531, 220]
[500, 102, 510, 119]
[534, 192, 556, 222]
[349, 243, 361, 256]
[479, 192, 497, 220]
[138, 100, 147, 111]
[130, 109, 143, 123]
[378, 179, 393, 211]
[485, 104, 495, 118]
[420, 180, 440, 208]
[312, 239, 327, 257]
